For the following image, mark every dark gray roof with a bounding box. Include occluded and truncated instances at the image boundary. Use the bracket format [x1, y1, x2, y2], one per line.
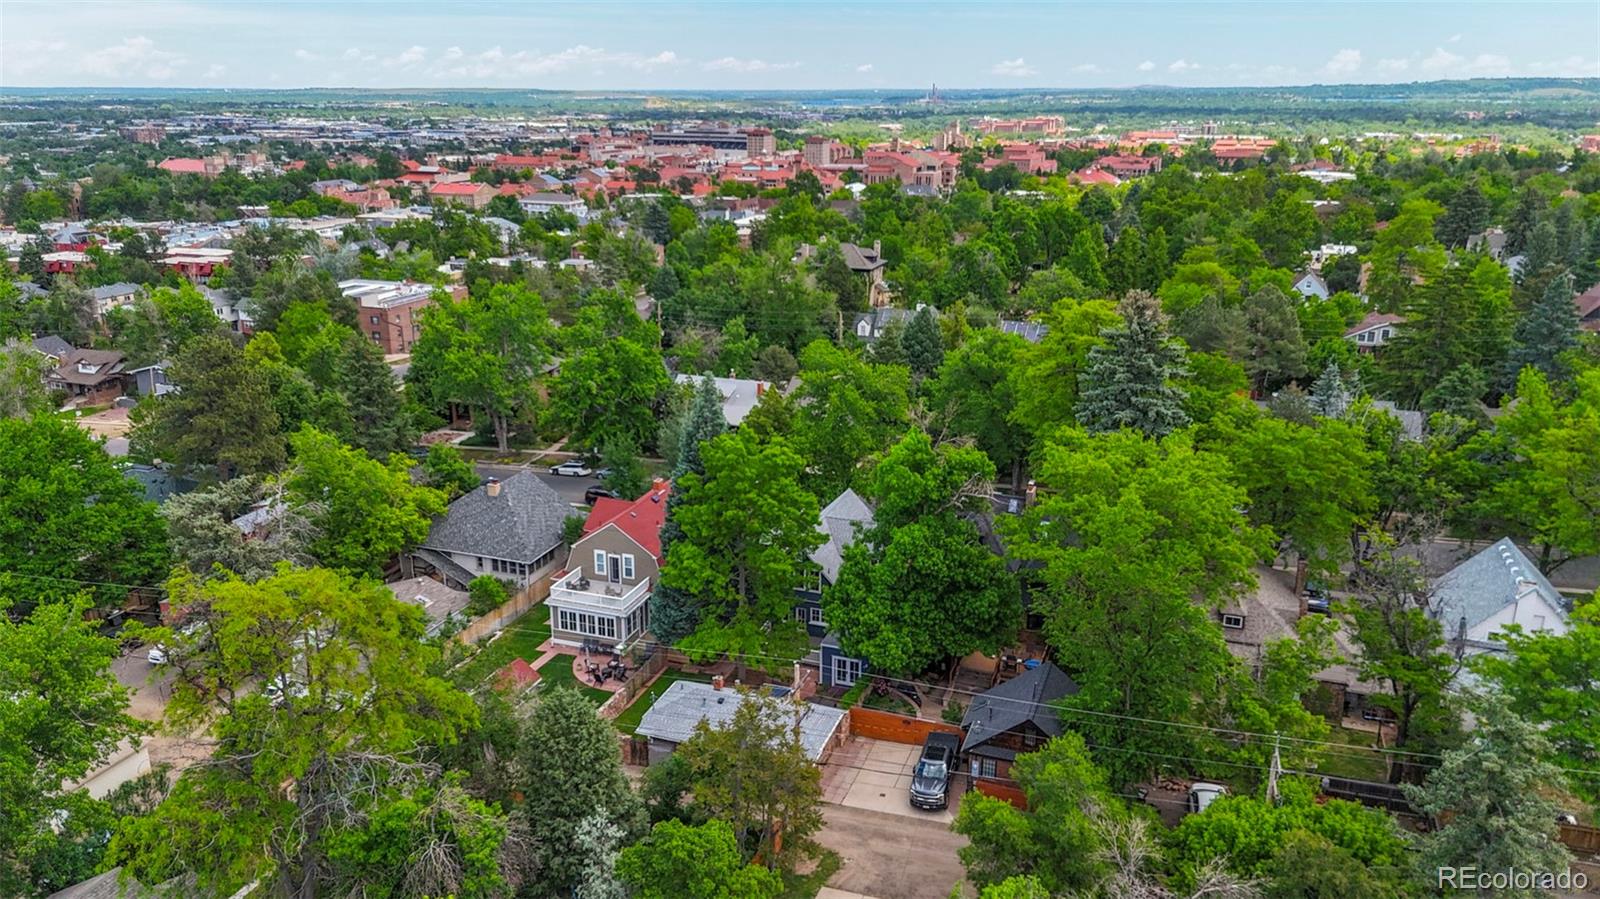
[961, 661, 1079, 753]
[89, 282, 141, 302]
[839, 241, 885, 272]
[1432, 538, 1569, 635]
[14, 280, 47, 299]
[850, 307, 915, 342]
[809, 488, 874, 584]
[421, 471, 569, 563]
[32, 335, 73, 358]
[1370, 400, 1425, 441]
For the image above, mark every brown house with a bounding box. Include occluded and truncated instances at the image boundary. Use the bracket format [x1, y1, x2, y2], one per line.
[960, 661, 1079, 782]
[46, 347, 128, 405]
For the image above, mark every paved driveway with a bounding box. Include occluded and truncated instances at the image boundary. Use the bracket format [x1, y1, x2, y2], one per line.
[822, 736, 959, 823]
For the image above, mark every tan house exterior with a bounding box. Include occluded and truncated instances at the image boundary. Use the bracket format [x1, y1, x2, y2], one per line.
[547, 481, 670, 648]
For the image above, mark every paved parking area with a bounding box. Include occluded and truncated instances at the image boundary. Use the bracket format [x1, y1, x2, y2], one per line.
[822, 736, 959, 823]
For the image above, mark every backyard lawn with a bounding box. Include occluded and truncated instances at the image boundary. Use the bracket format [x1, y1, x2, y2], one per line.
[611, 669, 713, 735]
[534, 652, 614, 705]
[1314, 725, 1391, 782]
[451, 606, 552, 688]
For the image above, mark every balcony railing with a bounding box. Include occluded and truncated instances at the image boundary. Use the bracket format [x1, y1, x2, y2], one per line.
[549, 568, 650, 609]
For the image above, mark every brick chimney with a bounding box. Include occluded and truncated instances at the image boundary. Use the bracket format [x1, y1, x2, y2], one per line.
[1025, 480, 1037, 507]
[486, 477, 501, 498]
[712, 675, 724, 691]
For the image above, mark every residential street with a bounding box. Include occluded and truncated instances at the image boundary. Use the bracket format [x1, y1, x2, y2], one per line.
[472, 461, 600, 507]
[816, 804, 971, 899]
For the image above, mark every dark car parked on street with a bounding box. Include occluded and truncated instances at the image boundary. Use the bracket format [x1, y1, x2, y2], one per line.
[909, 732, 961, 810]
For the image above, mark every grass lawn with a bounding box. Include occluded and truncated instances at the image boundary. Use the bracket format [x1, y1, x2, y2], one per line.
[534, 652, 614, 705]
[1315, 726, 1391, 782]
[612, 669, 713, 735]
[779, 849, 841, 899]
[451, 606, 552, 688]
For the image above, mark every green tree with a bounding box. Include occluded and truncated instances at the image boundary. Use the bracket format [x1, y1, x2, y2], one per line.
[825, 431, 1020, 675]
[1382, 259, 1512, 408]
[162, 475, 316, 581]
[130, 332, 286, 479]
[549, 290, 670, 452]
[1504, 271, 1580, 387]
[650, 375, 729, 644]
[788, 340, 911, 498]
[420, 443, 480, 499]
[1403, 694, 1572, 894]
[149, 282, 222, 353]
[408, 284, 551, 452]
[952, 733, 1120, 893]
[1262, 831, 1408, 899]
[466, 574, 510, 617]
[599, 436, 651, 499]
[0, 597, 144, 897]
[519, 687, 644, 897]
[0, 342, 52, 418]
[678, 689, 823, 872]
[1076, 290, 1191, 439]
[1004, 429, 1268, 785]
[1064, 228, 1109, 294]
[1167, 779, 1408, 886]
[1492, 369, 1600, 573]
[333, 331, 414, 459]
[1242, 285, 1309, 393]
[1219, 414, 1376, 573]
[1476, 601, 1600, 800]
[665, 431, 821, 668]
[902, 304, 945, 378]
[1435, 179, 1491, 249]
[284, 427, 446, 578]
[1007, 297, 1121, 454]
[108, 567, 480, 899]
[0, 415, 169, 607]
[928, 329, 1030, 480]
[615, 819, 783, 899]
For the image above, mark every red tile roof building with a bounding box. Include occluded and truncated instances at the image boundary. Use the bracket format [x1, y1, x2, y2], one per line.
[582, 480, 672, 560]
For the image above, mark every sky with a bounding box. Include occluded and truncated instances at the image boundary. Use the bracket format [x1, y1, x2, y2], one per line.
[2, 1, 1597, 91]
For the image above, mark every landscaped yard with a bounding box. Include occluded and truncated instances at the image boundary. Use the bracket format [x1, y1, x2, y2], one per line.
[534, 652, 614, 705]
[611, 669, 713, 735]
[1314, 725, 1391, 782]
[450, 606, 552, 688]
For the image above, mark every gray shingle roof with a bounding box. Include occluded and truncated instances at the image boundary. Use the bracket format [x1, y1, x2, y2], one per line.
[421, 471, 570, 563]
[634, 680, 846, 762]
[88, 282, 141, 302]
[961, 661, 1079, 754]
[999, 319, 1050, 343]
[32, 335, 73, 358]
[810, 488, 874, 584]
[1432, 538, 1569, 635]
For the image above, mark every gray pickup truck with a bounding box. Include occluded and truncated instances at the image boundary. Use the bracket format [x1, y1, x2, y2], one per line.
[909, 732, 961, 810]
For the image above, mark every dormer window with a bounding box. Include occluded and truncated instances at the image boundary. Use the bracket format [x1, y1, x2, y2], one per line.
[76, 361, 98, 375]
[1222, 613, 1245, 629]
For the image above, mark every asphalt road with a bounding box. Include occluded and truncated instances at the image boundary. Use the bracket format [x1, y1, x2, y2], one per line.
[472, 461, 601, 507]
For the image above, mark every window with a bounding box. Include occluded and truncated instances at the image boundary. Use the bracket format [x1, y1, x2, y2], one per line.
[1221, 613, 1245, 629]
[832, 655, 862, 687]
[795, 605, 825, 626]
[556, 608, 618, 639]
[475, 556, 483, 570]
[977, 757, 998, 779]
[593, 550, 606, 576]
[801, 565, 824, 594]
[1532, 614, 1546, 631]
[622, 554, 635, 580]
[369, 314, 380, 325]
[1381, 328, 1391, 339]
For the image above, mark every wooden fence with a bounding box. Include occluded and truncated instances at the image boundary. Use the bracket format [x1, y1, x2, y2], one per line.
[455, 578, 550, 645]
[846, 707, 963, 745]
[972, 777, 1028, 809]
[597, 649, 671, 720]
[1560, 822, 1600, 855]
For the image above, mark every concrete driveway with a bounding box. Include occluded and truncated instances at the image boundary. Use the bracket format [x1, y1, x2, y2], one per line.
[822, 736, 960, 824]
[816, 804, 971, 899]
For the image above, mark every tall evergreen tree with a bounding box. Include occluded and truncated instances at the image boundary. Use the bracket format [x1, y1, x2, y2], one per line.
[1076, 291, 1190, 438]
[1142, 226, 1172, 290]
[1242, 285, 1309, 393]
[1382, 261, 1512, 408]
[1104, 226, 1145, 296]
[650, 376, 727, 644]
[1504, 272, 1579, 386]
[1064, 228, 1109, 295]
[902, 305, 944, 378]
[1308, 360, 1356, 418]
[335, 332, 413, 459]
[1435, 180, 1490, 248]
[1504, 188, 1545, 257]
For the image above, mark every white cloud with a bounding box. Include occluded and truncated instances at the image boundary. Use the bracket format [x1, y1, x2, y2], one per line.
[1168, 58, 1199, 72]
[990, 57, 1037, 77]
[1137, 60, 1156, 72]
[1376, 57, 1410, 73]
[1420, 47, 1462, 71]
[1073, 63, 1102, 73]
[1528, 55, 1600, 74]
[441, 46, 464, 62]
[383, 45, 427, 69]
[1321, 48, 1362, 76]
[856, 63, 874, 73]
[79, 36, 185, 81]
[1447, 33, 1462, 43]
[293, 48, 315, 61]
[1466, 53, 1512, 75]
[702, 56, 799, 73]
[203, 63, 227, 80]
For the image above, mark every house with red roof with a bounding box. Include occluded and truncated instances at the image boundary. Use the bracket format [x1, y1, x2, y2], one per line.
[156, 157, 215, 177]
[546, 479, 672, 648]
[1574, 283, 1600, 333]
[1345, 312, 1404, 352]
[1095, 154, 1162, 178]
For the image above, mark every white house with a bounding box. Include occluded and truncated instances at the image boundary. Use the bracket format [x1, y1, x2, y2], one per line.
[1344, 312, 1403, 352]
[1430, 538, 1570, 664]
[1291, 270, 1330, 300]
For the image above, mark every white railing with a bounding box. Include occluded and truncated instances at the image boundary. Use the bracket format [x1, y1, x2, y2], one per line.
[549, 568, 650, 610]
